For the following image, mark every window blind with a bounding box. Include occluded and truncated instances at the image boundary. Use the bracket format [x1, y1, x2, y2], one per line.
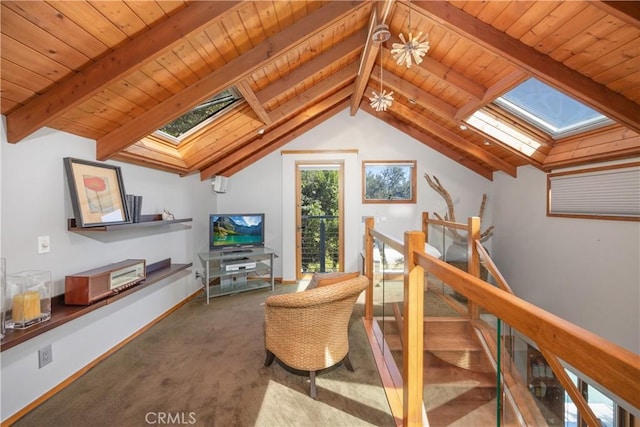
[548, 163, 640, 220]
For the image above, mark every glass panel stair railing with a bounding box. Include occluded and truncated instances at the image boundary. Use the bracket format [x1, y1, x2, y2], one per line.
[363, 216, 638, 426]
[424, 275, 501, 425]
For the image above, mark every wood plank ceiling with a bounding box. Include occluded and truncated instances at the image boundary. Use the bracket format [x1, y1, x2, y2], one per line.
[1, 1, 639, 181]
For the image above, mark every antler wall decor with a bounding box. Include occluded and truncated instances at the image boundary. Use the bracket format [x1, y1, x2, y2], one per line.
[424, 173, 494, 243]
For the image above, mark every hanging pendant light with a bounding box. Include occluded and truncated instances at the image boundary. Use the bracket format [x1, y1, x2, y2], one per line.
[391, 2, 429, 68]
[369, 46, 394, 112]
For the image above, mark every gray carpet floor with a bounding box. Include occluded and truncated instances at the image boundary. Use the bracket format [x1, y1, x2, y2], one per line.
[14, 283, 395, 427]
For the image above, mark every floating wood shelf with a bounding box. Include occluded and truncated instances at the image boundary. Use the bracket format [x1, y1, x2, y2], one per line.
[0, 259, 192, 352]
[67, 214, 192, 232]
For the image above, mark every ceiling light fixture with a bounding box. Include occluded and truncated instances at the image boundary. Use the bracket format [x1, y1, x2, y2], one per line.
[391, 2, 429, 68]
[371, 24, 391, 43]
[369, 41, 393, 112]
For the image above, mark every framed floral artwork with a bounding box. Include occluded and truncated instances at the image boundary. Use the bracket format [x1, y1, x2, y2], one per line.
[63, 158, 130, 227]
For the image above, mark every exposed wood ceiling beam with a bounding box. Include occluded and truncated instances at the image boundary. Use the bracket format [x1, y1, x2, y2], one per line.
[373, 87, 517, 177]
[362, 105, 494, 180]
[385, 44, 486, 101]
[350, 0, 395, 115]
[376, 0, 395, 24]
[199, 68, 357, 178]
[454, 69, 528, 121]
[415, 1, 640, 134]
[236, 80, 272, 126]
[113, 149, 190, 176]
[201, 85, 354, 179]
[350, 8, 382, 116]
[114, 136, 189, 175]
[255, 30, 364, 104]
[5, 1, 243, 143]
[181, 105, 263, 172]
[96, 1, 364, 161]
[593, 1, 640, 27]
[544, 126, 640, 170]
[224, 102, 350, 177]
[269, 63, 358, 123]
[372, 62, 536, 172]
[371, 65, 457, 119]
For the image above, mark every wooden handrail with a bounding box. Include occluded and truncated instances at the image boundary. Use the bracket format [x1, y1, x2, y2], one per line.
[416, 251, 640, 410]
[541, 347, 602, 427]
[475, 240, 513, 294]
[421, 212, 469, 231]
[366, 215, 639, 426]
[475, 238, 602, 426]
[369, 227, 404, 252]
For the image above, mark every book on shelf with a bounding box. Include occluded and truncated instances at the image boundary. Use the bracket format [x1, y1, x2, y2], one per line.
[126, 194, 143, 223]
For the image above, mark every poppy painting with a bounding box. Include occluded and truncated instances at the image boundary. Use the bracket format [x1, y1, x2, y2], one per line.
[64, 158, 130, 227]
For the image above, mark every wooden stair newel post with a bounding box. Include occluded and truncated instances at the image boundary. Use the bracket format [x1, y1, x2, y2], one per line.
[364, 217, 375, 321]
[468, 216, 481, 321]
[421, 212, 430, 238]
[404, 231, 425, 426]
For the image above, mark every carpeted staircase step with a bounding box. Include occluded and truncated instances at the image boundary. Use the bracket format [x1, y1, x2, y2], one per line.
[425, 318, 494, 373]
[424, 352, 496, 392]
[424, 352, 498, 426]
[377, 317, 480, 351]
[378, 316, 495, 374]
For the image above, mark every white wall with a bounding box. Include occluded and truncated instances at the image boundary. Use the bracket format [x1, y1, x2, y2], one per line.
[3, 110, 636, 421]
[208, 151, 284, 278]
[216, 109, 492, 281]
[492, 165, 640, 353]
[0, 121, 214, 422]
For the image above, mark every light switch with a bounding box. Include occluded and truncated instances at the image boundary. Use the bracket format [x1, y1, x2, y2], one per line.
[38, 236, 50, 254]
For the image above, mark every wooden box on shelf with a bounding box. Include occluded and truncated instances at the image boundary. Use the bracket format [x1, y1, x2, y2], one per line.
[65, 259, 146, 305]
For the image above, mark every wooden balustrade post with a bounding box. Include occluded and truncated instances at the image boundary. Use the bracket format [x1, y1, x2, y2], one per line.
[468, 216, 481, 320]
[404, 231, 425, 426]
[364, 217, 375, 321]
[421, 212, 430, 237]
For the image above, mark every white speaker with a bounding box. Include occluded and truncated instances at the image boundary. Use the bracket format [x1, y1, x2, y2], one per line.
[212, 176, 228, 193]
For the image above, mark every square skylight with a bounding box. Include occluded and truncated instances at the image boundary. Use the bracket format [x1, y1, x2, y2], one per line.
[157, 88, 242, 143]
[494, 78, 612, 139]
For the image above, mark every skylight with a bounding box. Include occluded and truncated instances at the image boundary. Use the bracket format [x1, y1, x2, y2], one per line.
[466, 110, 541, 156]
[156, 88, 242, 143]
[494, 78, 612, 139]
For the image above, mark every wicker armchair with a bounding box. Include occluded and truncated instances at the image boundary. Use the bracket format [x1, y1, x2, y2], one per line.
[263, 274, 368, 399]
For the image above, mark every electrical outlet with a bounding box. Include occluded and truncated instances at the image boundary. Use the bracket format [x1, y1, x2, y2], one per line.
[38, 344, 53, 368]
[37, 236, 50, 254]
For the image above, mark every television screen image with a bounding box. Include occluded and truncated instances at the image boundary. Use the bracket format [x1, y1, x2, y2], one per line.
[210, 214, 264, 250]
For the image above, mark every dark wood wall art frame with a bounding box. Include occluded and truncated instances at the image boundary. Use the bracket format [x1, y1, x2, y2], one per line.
[63, 157, 130, 227]
[362, 160, 417, 204]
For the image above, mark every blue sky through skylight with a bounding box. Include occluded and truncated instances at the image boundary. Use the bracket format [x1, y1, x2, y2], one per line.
[496, 78, 611, 138]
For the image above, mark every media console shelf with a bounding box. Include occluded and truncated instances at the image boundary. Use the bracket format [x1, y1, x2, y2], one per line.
[198, 247, 277, 304]
[68, 214, 192, 232]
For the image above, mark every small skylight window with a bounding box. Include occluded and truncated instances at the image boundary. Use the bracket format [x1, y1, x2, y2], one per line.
[466, 110, 541, 156]
[494, 78, 612, 138]
[156, 88, 242, 143]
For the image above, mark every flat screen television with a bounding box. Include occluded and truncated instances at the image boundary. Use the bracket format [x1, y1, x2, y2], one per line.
[209, 213, 265, 251]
